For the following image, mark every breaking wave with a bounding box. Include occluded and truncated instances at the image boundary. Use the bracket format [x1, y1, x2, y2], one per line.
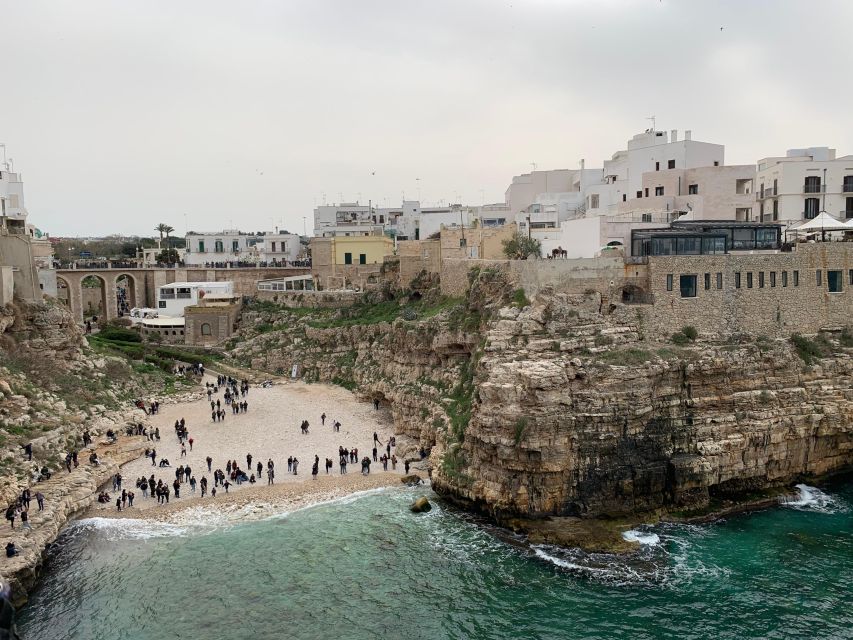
[781, 484, 847, 514]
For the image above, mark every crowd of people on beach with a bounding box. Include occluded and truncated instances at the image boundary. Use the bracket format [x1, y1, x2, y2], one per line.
[102, 379, 409, 513]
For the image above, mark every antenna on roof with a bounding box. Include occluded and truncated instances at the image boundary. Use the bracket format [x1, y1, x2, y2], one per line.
[646, 115, 656, 132]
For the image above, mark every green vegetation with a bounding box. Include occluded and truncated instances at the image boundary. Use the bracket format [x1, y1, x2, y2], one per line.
[841, 326, 853, 348]
[502, 232, 542, 260]
[514, 417, 529, 445]
[790, 333, 830, 365]
[681, 326, 698, 341]
[758, 390, 772, 404]
[594, 334, 614, 347]
[511, 288, 530, 308]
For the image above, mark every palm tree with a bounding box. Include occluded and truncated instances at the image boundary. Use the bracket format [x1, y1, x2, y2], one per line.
[155, 223, 175, 248]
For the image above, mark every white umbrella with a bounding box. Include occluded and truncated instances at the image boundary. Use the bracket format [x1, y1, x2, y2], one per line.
[845, 218, 853, 229]
[789, 212, 848, 233]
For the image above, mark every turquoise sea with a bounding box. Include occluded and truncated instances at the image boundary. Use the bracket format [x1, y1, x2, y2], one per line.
[18, 481, 853, 640]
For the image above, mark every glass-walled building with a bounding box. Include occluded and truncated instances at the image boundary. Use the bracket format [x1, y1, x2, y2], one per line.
[631, 221, 782, 257]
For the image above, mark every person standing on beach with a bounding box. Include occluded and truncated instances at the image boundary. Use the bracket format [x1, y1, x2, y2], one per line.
[20, 508, 31, 531]
[200, 477, 207, 497]
[287, 457, 292, 473]
[311, 460, 318, 479]
[190, 476, 197, 493]
[267, 468, 274, 485]
[256, 461, 263, 479]
[35, 492, 44, 511]
[321, 412, 326, 426]
[372, 447, 378, 462]
[404, 460, 410, 474]
[206, 456, 213, 472]
[292, 458, 298, 475]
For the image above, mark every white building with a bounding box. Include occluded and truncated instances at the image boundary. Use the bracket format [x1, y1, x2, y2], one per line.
[156, 281, 234, 317]
[313, 203, 385, 238]
[755, 147, 853, 224]
[184, 230, 301, 265]
[0, 151, 55, 302]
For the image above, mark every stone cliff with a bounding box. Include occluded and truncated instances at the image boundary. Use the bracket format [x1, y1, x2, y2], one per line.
[230, 272, 853, 523]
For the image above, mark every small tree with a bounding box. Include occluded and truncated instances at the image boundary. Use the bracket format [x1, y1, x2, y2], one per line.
[155, 223, 175, 247]
[502, 233, 542, 260]
[156, 248, 181, 264]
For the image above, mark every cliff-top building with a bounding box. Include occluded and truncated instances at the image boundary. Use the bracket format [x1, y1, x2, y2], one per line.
[755, 147, 853, 224]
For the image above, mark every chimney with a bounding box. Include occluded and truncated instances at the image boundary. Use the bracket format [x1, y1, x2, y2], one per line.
[684, 130, 692, 141]
[671, 129, 678, 142]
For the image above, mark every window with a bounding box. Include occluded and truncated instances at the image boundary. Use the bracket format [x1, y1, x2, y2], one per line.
[270, 242, 276, 252]
[379, 215, 385, 223]
[760, 201, 765, 218]
[844, 175, 853, 193]
[676, 237, 700, 254]
[849, 269, 853, 285]
[679, 275, 697, 298]
[666, 274, 673, 291]
[160, 288, 175, 299]
[344, 252, 352, 265]
[668, 159, 676, 169]
[816, 270, 822, 286]
[772, 199, 779, 221]
[793, 270, 799, 286]
[704, 273, 711, 290]
[636, 191, 642, 198]
[714, 161, 719, 166]
[590, 194, 600, 208]
[770, 272, 776, 287]
[804, 198, 820, 219]
[198, 240, 205, 253]
[716, 273, 723, 289]
[828, 270, 843, 293]
[758, 272, 765, 288]
[215, 240, 224, 252]
[655, 162, 660, 171]
[642, 213, 652, 222]
[846, 197, 853, 219]
[201, 323, 212, 336]
[645, 188, 649, 197]
[158, 301, 166, 308]
[176, 287, 192, 299]
[232, 240, 239, 252]
[735, 272, 742, 288]
[747, 272, 753, 288]
[622, 194, 627, 202]
[688, 184, 698, 195]
[782, 271, 788, 287]
[804, 176, 821, 193]
[655, 186, 664, 196]
[359, 254, 367, 265]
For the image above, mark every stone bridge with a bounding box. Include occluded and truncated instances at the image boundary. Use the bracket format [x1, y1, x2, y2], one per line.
[55, 266, 310, 323]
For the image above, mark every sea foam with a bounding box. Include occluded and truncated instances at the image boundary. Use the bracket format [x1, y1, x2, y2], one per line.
[781, 484, 847, 514]
[622, 529, 661, 546]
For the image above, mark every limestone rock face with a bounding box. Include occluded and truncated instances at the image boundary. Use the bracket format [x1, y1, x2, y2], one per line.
[431, 293, 853, 519]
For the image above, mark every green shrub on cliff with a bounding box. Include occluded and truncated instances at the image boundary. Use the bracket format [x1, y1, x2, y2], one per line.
[790, 333, 828, 365]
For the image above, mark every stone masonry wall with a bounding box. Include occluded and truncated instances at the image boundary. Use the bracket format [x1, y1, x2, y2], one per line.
[644, 243, 852, 337]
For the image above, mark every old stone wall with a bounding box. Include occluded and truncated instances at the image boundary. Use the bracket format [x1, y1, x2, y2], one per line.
[644, 243, 853, 337]
[256, 289, 363, 307]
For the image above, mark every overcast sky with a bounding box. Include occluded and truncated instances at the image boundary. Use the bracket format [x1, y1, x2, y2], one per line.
[2, 0, 851, 237]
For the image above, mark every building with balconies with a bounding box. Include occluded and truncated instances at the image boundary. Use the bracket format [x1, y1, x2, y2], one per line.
[755, 147, 853, 225]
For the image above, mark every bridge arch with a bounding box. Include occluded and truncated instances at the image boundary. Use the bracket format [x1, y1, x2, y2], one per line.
[114, 272, 140, 316]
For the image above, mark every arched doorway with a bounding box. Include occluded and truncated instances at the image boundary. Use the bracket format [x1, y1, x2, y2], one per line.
[115, 273, 138, 317]
[56, 276, 71, 309]
[81, 274, 108, 321]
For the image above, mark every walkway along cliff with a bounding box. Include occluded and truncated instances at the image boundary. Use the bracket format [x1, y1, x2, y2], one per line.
[228, 266, 853, 524]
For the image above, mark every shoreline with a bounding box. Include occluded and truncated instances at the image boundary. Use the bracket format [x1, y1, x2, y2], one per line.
[83, 471, 409, 523]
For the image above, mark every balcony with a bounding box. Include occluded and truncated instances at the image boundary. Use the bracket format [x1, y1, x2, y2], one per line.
[843, 184, 853, 193]
[803, 184, 825, 194]
[758, 187, 776, 198]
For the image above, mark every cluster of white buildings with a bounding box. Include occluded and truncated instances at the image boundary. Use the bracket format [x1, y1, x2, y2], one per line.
[312, 128, 853, 259]
[182, 229, 304, 265]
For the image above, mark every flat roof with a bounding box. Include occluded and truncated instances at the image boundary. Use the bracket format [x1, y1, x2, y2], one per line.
[139, 317, 186, 327]
[159, 281, 233, 288]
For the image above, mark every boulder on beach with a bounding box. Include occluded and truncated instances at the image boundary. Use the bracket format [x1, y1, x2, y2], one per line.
[410, 496, 432, 513]
[400, 474, 423, 486]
